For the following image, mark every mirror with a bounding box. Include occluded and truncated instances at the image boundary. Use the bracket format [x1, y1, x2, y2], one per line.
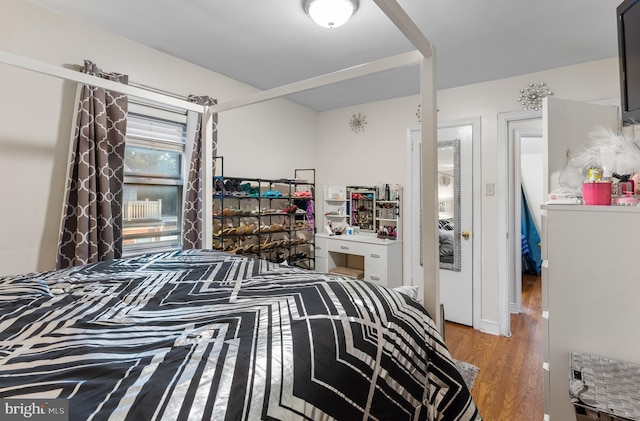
[438, 139, 461, 271]
[346, 186, 376, 232]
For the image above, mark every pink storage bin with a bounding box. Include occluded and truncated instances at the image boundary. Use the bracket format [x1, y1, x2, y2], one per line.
[582, 182, 612, 205]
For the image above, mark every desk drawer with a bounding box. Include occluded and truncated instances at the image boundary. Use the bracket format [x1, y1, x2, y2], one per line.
[314, 237, 328, 258]
[365, 266, 387, 287]
[315, 256, 328, 273]
[328, 239, 366, 256]
[366, 244, 387, 267]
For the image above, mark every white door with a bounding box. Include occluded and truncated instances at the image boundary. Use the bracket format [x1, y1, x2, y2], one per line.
[409, 120, 475, 326]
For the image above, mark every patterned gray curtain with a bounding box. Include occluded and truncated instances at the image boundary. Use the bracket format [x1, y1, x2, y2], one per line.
[183, 96, 218, 249]
[57, 60, 128, 269]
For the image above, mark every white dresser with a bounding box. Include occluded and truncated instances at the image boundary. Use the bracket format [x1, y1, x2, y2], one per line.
[541, 205, 640, 420]
[315, 233, 403, 289]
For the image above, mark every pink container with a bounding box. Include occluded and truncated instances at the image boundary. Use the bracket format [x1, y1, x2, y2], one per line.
[582, 182, 612, 205]
[614, 191, 639, 206]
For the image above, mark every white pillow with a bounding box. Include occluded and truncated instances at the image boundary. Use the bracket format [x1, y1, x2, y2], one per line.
[392, 285, 419, 301]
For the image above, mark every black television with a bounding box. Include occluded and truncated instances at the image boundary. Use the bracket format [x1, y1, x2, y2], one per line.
[618, 0, 640, 126]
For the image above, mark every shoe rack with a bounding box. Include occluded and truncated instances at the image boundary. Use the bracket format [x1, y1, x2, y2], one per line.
[212, 162, 316, 270]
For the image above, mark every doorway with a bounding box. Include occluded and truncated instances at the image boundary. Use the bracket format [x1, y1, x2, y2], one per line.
[406, 117, 481, 327]
[509, 121, 543, 314]
[497, 109, 542, 335]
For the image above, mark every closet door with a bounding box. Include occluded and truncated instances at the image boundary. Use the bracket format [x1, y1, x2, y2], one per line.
[437, 124, 474, 326]
[409, 119, 477, 327]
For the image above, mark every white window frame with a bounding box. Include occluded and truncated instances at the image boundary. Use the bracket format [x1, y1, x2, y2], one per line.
[122, 100, 190, 256]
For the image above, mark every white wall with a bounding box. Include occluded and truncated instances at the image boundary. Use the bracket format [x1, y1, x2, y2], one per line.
[0, 0, 318, 275]
[316, 57, 620, 330]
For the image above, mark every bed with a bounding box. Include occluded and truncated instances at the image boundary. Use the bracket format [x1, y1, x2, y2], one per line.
[0, 249, 479, 420]
[438, 219, 455, 265]
[438, 230, 455, 265]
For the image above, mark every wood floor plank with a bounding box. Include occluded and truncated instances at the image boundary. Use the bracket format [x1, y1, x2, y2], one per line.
[445, 274, 543, 420]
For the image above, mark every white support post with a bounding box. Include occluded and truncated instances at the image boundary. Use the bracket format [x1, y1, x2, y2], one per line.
[373, 0, 433, 58]
[420, 52, 441, 331]
[368, 0, 440, 327]
[201, 107, 214, 249]
[212, 51, 421, 113]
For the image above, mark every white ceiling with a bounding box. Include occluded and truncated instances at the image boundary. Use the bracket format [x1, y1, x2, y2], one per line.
[26, 0, 622, 111]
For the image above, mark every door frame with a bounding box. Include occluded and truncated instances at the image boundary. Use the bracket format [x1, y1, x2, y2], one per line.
[497, 109, 541, 336]
[510, 126, 543, 314]
[405, 117, 482, 329]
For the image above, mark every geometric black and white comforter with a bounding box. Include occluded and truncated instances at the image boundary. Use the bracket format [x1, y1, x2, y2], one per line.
[0, 249, 480, 420]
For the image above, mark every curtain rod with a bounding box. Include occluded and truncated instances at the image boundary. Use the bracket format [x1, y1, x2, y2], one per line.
[72, 64, 192, 102]
[0, 51, 206, 114]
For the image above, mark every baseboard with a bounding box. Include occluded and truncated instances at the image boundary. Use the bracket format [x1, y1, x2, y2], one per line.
[477, 319, 501, 336]
[509, 302, 522, 314]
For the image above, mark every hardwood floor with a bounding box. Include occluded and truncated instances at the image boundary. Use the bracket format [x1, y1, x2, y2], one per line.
[444, 274, 543, 420]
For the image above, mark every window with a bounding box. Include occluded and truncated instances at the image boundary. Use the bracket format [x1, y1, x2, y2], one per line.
[123, 102, 188, 255]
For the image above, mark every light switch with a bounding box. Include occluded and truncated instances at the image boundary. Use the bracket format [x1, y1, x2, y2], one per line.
[486, 183, 495, 196]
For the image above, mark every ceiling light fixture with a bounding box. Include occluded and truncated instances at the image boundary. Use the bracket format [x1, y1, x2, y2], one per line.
[304, 0, 358, 29]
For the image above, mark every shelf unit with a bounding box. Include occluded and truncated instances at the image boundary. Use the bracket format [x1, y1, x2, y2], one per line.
[323, 185, 349, 231]
[375, 198, 401, 240]
[213, 165, 315, 270]
[375, 184, 401, 240]
[323, 184, 402, 240]
[348, 186, 376, 232]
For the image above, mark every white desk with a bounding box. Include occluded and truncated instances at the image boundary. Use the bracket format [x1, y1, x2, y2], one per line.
[315, 233, 402, 289]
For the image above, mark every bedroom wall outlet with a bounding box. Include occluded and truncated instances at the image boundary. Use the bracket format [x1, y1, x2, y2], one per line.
[486, 183, 495, 196]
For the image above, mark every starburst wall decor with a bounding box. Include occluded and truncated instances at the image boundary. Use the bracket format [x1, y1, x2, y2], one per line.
[518, 82, 553, 111]
[349, 112, 367, 133]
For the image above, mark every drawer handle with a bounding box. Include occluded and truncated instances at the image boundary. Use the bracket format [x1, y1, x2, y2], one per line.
[370, 253, 380, 258]
[316, 246, 322, 250]
[370, 276, 381, 281]
[340, 246, 349, 250]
